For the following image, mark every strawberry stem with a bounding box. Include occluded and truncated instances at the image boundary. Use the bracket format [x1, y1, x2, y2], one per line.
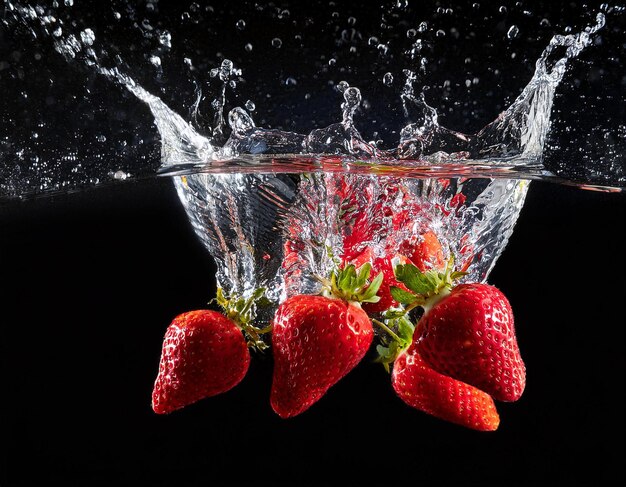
[215, 287, 271, 351]
[372, 318, 402, 344]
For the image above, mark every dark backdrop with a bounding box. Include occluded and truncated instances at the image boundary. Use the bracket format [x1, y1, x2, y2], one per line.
[0, 179, 624, 486]
[1, 0, 625, 485]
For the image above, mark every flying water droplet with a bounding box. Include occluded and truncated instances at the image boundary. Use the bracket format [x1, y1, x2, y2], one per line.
[507, 25, 519, 39]
[245, 100, 256, 111]
[158, 31, 172, 48]
[236, 19, 246, 30]
[271, 37, 282, 48]
[383, 72, 394, 86]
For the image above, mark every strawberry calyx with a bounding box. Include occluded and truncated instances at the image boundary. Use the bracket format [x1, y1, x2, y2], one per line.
[317, 262, 384, 306]
[215, 287, 271, 351]
[390, 254, 467, 314]
[372, 254, 468, 369]
[372, 315, 415, 372]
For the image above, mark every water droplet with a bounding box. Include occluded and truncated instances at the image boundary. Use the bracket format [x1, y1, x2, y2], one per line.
[348, 16, 356, 26]
[236, 19, 246, 30]
[149, 55, 161, 67]
[383, 72, 394, 86]
[540, 18, 550, 27]
[158, 31, 172, 48]
[96, 134, 107, 142]
[278, 9, 290, 20]
[396, 0, 408, 8]
[245, 100, 256, 111]
[64, 0, 73, 6]
[418, 21, 428, 32]
[331, 11, 340, 19]
[52, 26, 62, 37]
[271, 37, 282, 48]
[507, 25, 519, 39]
[436, 29, 445, 37]
[407, 28, 417, 38]
[113, 170, 127, 180]
[336, 80, 349, 93]
[499, 6, 507, 13]
[228, 107, 256, 136]
[184, 57, 193, 67]
[368, 36, 379, 46]
[328, 58, 336, 66]
[244, 43, 253, 52]
[113, 11, 121, 20]
[472, 2, 480, 8]
[285, 77, 297, 86]
[377, 43, 389, 55]
[80, 28, 95, 46]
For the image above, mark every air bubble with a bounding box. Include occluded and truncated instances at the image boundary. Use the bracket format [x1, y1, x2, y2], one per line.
[80, 28, 95, 46]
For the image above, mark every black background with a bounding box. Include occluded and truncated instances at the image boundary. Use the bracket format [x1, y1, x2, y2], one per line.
[0, 179, 624, 486]
[1, 0, 625, 485]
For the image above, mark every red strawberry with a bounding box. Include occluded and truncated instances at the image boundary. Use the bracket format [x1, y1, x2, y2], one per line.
[406, 230, 446, 272]
[392, 342, 500, 431]
[270, 264, 381, 418]
[362, 253, 412, 314]
[152, 310, 250, 414]
[415, 283, 526, 402]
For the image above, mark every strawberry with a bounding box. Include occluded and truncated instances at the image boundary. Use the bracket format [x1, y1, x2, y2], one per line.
[152, 289, 269, 414]
[414, 283, 526, 402]
[152, 310, 250, 414]
[392, 342, 500, 431]
[270, 264, 382, 418]
[361, 253, 412, 314]
[406, 230, 445, 272]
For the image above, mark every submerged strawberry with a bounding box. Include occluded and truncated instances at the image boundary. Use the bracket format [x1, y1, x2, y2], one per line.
[270, 263, 382, 418]
[406, 230, 445, 272]
[152, 310, 250, 414]
[415, 283, 526, 402]
[361, 253, 412, 314]
[152, 289, 269, 414]
[392, 342, 500, 431]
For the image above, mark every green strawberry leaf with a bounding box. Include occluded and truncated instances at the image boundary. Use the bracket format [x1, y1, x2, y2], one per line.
[360, 271, 383, 303]
[389, 286, 418, 305]
[394, 263, 439, 295]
